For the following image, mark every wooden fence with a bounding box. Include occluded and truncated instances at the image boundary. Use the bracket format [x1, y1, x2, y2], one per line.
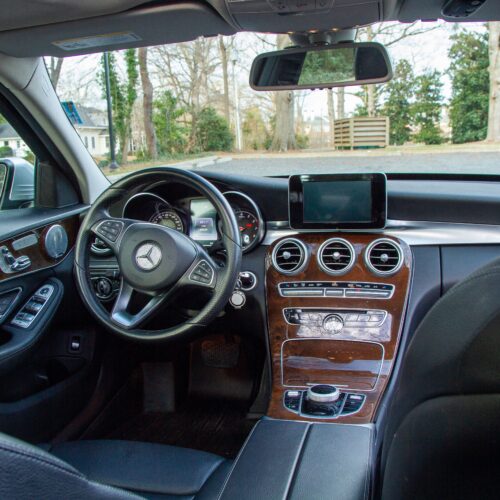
[333, 116, 389, 149]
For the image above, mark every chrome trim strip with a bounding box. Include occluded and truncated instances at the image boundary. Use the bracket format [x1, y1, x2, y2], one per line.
[264, 219, 500, 246]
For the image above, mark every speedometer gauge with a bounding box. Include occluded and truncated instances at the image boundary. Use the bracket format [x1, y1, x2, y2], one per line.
[150, 210, 184, 232]
[235, 210, 260, 249]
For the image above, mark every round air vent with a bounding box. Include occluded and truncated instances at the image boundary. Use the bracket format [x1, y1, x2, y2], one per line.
[317, 238, 355, 275]
[365, 238, 403, 276]
[272, 238, 309, 275]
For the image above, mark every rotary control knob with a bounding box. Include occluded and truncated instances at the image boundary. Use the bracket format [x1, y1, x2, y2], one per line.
[95, 277, 113, 300]
[323, 314, 344, 334]
[307, 384, 340, 403]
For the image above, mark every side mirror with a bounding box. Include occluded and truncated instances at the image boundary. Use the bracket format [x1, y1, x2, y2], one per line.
[0, 158, 35, 210]
[250, 42, 392, 91]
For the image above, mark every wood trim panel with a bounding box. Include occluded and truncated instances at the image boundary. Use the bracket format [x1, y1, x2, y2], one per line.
[265, 233, 412, 424]
[0, 216, 79, 282]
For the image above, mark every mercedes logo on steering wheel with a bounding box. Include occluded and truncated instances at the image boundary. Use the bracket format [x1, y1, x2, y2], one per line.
[135, 242, 162, 271]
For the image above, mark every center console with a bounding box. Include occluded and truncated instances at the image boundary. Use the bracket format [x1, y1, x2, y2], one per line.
[265, 174, 412, 424]
[266, 233, 411, 423]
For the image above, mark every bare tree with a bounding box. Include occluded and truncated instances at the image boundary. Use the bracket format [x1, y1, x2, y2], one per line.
[357, 22, 442, 116]
[337, 88, 345, 119]
[138, 48, 158, 159]
[218, 36, 231, 126]
[487, 22, 500, 142]
[48, 57, 64, 89]
[271, 34, 296, 151]
[327, 89, 336, 146]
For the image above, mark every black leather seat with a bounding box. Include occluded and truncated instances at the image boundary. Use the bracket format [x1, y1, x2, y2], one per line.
[380, 258, 500, 499]
[0, 432, 231, 499]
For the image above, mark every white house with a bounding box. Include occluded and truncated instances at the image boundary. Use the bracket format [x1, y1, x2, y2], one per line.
[0, 123, 32, 158]
[63, 104, 110, 158]
[0, 104, 111, 160]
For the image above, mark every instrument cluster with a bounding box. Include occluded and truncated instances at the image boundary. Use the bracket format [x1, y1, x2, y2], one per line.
[113, 190, 265, 253]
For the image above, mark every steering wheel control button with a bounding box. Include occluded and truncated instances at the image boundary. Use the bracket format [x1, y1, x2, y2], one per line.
[96, 220, 124, 242]
[135, 242, 162, 271]
[189, 260, 214, 286]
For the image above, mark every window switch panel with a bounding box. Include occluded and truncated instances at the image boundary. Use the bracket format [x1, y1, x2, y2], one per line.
[11, 284, 54, 329]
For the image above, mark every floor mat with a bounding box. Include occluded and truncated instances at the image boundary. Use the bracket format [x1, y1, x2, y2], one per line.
[106, 399, 255, 458]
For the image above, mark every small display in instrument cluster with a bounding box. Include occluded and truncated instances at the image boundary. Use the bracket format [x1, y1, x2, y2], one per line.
[189, 198, 218, 246]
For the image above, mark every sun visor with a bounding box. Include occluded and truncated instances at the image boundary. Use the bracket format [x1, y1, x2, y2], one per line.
[0, 2, 236, 57]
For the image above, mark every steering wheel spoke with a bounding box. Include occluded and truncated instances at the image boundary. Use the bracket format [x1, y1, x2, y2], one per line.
[111, 280, 174, 329]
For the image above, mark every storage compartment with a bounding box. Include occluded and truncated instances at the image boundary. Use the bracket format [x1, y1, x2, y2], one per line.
[218, 419, 373, 500]
[282, 339, 383, 390]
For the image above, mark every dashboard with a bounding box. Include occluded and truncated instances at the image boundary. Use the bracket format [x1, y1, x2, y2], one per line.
[77, 172, 500, 425]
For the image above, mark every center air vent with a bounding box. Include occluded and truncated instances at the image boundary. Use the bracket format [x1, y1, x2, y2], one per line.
[365, 239, 403, 276]
[318, 238, 355, 275]
[272, 238, 309, 275]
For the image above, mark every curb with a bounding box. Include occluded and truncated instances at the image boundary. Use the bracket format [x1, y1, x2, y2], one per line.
[107, 155, 233, 181]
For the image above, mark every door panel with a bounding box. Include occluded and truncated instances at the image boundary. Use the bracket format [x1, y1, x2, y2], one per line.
[0, 207, 100, 443]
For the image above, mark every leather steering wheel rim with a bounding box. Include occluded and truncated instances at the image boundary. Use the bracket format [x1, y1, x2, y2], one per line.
[74, 167, 242, 342]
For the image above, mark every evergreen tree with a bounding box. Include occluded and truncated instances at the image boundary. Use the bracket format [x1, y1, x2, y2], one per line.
[153, 91, 187, 154]
[99, 49, 138, 162]
[382, 59, 415, 145]
[192, 108, 233, 152]
[448, 30, 489, 144]
[412, 70, 444, 145]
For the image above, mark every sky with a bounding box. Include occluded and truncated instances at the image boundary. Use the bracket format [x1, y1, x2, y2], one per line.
[53, 21, 488, 122]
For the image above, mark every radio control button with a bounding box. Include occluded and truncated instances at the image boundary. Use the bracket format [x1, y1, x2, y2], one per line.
[323, 314, 344, 333]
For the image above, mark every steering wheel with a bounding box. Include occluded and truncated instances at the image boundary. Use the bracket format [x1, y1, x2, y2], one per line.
[74, 167, 242, 341]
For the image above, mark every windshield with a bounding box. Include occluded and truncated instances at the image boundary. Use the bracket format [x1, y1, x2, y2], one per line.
[49, 21, 500, 179]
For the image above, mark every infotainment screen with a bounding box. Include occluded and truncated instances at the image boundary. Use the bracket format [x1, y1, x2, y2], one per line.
[289, 174, 387, 229]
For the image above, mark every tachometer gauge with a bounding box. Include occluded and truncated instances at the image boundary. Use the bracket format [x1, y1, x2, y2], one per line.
[235, 210, 260, 249]
[150, 210, 184, 232]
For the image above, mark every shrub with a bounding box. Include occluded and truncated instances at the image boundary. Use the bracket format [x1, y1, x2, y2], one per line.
[192, 107, 233, 152]
[0, 146, 14, 157]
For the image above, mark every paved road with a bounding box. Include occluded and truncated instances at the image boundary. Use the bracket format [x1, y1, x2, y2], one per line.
[194, 152, 500, 176]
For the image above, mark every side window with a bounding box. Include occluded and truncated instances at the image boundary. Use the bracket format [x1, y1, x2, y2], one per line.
[0, 117, 36, 211]
[0, 163, 6, 198]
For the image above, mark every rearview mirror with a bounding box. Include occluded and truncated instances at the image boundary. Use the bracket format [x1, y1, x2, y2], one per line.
[250, 42, 392, 91]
